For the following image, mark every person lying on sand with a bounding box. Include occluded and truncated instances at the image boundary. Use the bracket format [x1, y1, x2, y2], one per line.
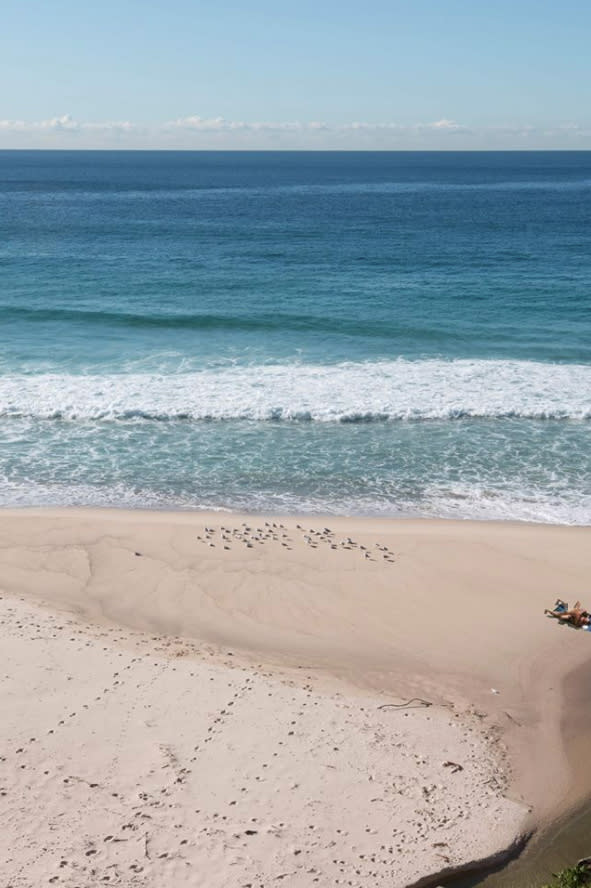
[544, 600, 590, 628]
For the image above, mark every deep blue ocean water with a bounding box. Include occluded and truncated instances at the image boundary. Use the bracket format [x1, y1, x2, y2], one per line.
[1, 150, 590, 522]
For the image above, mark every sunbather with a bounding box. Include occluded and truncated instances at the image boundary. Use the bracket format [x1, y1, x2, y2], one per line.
[544, 600, 590, 628]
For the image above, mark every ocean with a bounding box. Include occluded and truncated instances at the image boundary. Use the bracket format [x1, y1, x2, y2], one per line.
[0, 150, 589, 523]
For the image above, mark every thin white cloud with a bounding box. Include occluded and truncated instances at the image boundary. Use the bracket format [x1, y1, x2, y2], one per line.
[167, 116, 329, 133]
[0, 114, 589, 149]
[344, 119, 470, 134]
[41, 114, 79, 130]
[168, 115, 230, 131]
[0, 114, 134, 135]
[428, 118, 468, 131]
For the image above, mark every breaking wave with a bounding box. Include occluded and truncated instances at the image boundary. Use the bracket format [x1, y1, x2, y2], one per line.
[1, 359, 589, 422]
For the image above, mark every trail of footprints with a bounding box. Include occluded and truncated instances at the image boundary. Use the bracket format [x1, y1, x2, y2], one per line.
[0, 601, 425, 887]
[1, 556, 512, 887]
[196, 522, 396, 563]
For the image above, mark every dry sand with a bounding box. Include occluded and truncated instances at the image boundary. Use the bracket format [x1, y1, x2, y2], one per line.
[1, 508, 590, 887]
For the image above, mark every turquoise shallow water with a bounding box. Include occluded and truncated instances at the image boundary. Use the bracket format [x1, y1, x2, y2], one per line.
[0, 150, 590, 521]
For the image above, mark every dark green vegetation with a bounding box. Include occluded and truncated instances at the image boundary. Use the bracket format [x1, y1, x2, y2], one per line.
[543, 864, 591, 888]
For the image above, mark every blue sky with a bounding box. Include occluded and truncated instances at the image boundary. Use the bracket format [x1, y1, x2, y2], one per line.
[2, 0, 590, 148]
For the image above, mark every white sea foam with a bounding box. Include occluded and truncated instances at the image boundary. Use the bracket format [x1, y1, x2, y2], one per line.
[0, 359, 589, 422]
[0, 474, 589, 525]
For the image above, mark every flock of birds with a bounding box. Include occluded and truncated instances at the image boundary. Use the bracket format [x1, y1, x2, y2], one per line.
[196, 522, 396, 563]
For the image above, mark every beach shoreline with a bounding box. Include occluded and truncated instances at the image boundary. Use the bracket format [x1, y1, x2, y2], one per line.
[1, 507, 590, 886]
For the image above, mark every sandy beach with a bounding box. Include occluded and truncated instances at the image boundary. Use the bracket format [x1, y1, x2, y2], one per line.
[1, 508, 590, 887]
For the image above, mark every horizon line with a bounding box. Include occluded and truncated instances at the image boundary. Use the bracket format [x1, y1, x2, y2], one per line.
[2, 147, 591, 153]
